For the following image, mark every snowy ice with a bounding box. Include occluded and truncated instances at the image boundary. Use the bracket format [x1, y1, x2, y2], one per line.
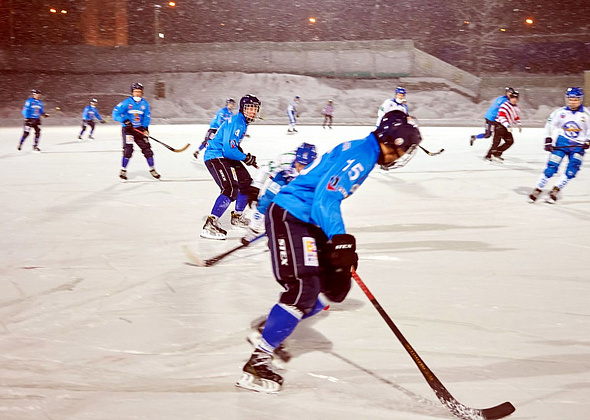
[1, 122, 589, 420]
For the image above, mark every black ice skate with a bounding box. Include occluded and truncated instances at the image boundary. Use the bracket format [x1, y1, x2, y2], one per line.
[546, 186, 560, 204]
[470, 135, 476, 146]
[528, 188, 542, 203]
[231, 211, 250, 228]
[149, 168, 161, 179]
[236, 349, 284, 394]
[119, 169, 127, 180]
[32, 145, 41, 152]
[193, 150, 199, 160]
[200, 216, 227, 240]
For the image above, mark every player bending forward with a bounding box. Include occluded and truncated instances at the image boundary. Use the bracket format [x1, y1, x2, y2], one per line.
[529, 87, 590, 203]
[241, 142, 318, 246]
[236, 110, 423, 393]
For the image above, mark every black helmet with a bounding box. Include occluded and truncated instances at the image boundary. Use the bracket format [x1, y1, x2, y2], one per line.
[90, 98, 98, 104]
[239, 94, 261, 123]
[131, 82, 144, 93]
[505, 87, 519, 98]
[31, 89, 41, 94]
[226, 97, 236, 104]
[374, 110, 422, 170]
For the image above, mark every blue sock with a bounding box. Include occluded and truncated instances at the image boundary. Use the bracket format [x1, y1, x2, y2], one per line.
[476, 133, 485, 139]
[259, 303, 302, 352]
[122, 157, 130, 168]
[147, 157, 155, 168]
[211, 195, 231, 218]
[235, 192, 248, 213]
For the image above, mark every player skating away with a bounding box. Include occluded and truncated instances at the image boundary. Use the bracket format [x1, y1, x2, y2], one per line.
[18, 89, 49, 152]
[193, 98, 236, 159]
[470, 87, 516, 146]
[241, 142, 318, 246]
[375, 86, 408, 126]
[112, 82, 160, 181]
[78, 98, 106, 140]
[200, 94, 262, 240]
[236, 110, 423, 393]
[484, 89, 521, 162]
[286, 95, 300, 134]
[322, 99, 334, 129]
[529, 87, 590, 203]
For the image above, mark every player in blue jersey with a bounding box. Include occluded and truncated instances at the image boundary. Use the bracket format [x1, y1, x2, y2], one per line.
[470, 87, 518, 146]
[112, 83, 160, 181]
[236, 110, 423, 393]
[193, 98, 236, 159]
[287, 96, 300, 134]
[201, 94, 262, 240]
[18, 89, 49, 152]
[241, 142, 318, 245]
[529, 87, 590, 203]
[78, 98, 106, 141]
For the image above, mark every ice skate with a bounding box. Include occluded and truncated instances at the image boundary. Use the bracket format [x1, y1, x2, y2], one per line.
[546, 186, 560, 204]
[17, 143, 22, 151]
[77, 135, 83, 140]
[193, 150, 199, 160]
[32, 145, 41, 152]
[491, 154, 504, 163]
[149, 168, 161, 179]
[200, 216, 227, 240]
[236, 349, 283, 394]
[231, 211, 250, 228]
[119, 169, 127, 180]
[528, 188, 542, 203]
[470, 135, 476, 146]
[246, 331, 291, 365]
[241, 227, 261, 246]
[88, 135, 94, 140]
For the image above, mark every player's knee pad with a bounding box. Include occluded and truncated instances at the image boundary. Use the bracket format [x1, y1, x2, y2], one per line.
[566, 154, 583, 179]
[544, 154, 563, 178]
[123, 145, 134, 159]
[141, 148, 154, 159]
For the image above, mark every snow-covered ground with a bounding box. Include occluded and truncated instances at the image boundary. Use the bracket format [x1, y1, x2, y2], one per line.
[1, 123, 589, 420]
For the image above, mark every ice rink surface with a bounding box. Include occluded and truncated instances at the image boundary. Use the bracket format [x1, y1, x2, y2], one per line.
[1, 123, 589, 420]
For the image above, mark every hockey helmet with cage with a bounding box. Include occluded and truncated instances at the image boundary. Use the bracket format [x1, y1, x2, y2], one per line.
[31, 89, 41, 95]
[239, 94, 261, 123]
[565, 87, 583, 110]
[373, 110, 422, 170]
[505, 87, 519, 98]
[294, 142, 317, 166]
[90, 98, 98, 105]
[395, 86, 407, 96]
[130, 82, 144, 93]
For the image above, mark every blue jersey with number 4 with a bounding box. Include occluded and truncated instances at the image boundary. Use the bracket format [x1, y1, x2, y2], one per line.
[273, 133, 381, 239]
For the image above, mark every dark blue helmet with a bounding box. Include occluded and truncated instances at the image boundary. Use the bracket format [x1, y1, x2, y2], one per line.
[374, 110, 422, 170]
[295, 142, 317, 166]
[131, 82, 144, 93]
[395, 86, 406, 96]
[505, 87, 519, 98]
[239, 94, 261, 123]
[566, 87, 583, 99]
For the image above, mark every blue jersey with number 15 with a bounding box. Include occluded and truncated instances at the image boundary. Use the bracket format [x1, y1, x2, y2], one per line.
[273, 133, 381, 239]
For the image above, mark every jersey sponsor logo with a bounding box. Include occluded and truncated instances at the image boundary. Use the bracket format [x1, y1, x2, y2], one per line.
[278, 238, 289, 266]
[563, 121, 582, 139]
[326, 176, 340, 191]
[302, 237, 318, 267]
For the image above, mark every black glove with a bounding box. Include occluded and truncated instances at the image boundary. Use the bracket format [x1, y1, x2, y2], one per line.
[42, 113, 49, 118]
[326, 234, 358, 272]
[99, 120, 106, 124]
[206, 128, 217, 141]
[544, 137, 553, 152]
[244, 153, 257, 166]
[247, 186, 260, 207]
[123, 119, 133, 129]
[584, 142, 590, 150]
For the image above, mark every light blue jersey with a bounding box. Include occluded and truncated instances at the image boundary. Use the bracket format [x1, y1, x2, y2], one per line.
[273, 133, 381, 238]
[209, 106, 234, 129]
[484, 96, 509, 121]
[203, 113, 249, 162]
[112, 97, 151, 128]
[22, 98, 45, 119]
[82, 105, 103, 121]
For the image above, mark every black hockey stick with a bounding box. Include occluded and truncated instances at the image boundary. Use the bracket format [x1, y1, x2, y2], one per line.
[351, 270, 515, 420]
[419, 145, 445, 156]
[183, 233, 267, 267]
[132, 128, 190, 153]
[552, 144, 589, 150]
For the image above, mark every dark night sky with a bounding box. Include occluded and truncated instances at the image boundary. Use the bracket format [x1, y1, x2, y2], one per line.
[1, 0, 589, 73]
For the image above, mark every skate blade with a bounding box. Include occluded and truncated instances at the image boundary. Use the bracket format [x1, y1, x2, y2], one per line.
[199, 230, 227, 240]
[235, 373, 281, 394]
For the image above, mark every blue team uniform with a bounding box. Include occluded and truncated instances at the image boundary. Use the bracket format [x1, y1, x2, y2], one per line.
[112, 97, 151, 128]
[18, 97, 46, 149]
[82, 105, 104, 122]
[203, 113, 249, 162]
[274, 133, 381, 239]
[196, 106, 235, 154]
[22, 98, 45, 119]
[473, 95, 509, 141]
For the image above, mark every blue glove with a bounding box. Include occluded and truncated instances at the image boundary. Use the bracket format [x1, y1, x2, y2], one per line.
[544, 137, 553, 152]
